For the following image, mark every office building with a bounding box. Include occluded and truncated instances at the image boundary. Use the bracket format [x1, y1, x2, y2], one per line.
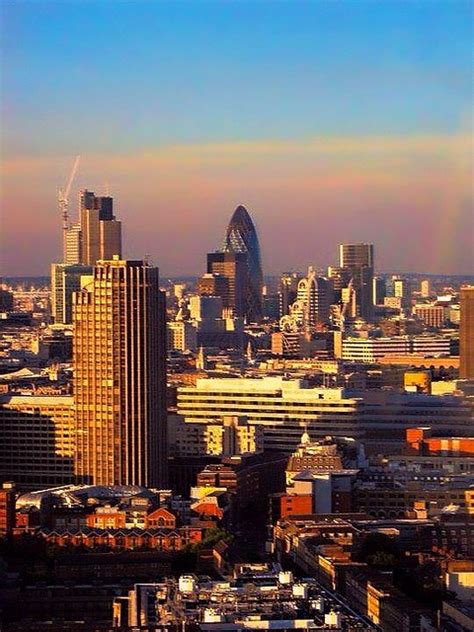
[189, 295, 223, 322]
[393, 277, 412, 308]
[221, 205, 263, 322]
[420, 279, 431, 298]
[167, 320, 197, 352]
[197, 272, 229, 299]
[342, 335, 454, 362]
[177, 377, 472, 455]
[73, 258, 167, 487]
[339, 243, 374, 269]
[51, 262, 93, 324]
[294, 267, 332, 328]
[0, 395, 75, 490]
[335, 244, 375, 320]
[342, 337, 411, 362]
[414, 304, 446, 328]
[460, 286, 474, 379]
[206, 251, 247, 318]
[64, 222, 82, 265]
[372, 276, 386, 306]
[278, 272, 300, 318]
[168, 415, 263, 457]
[79, 190, 122, 265]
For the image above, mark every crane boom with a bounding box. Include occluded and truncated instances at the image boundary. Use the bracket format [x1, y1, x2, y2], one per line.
[64, 155, 80, 200]
[58, 155, 81, 261]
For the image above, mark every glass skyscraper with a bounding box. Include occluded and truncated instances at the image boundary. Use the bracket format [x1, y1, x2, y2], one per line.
[222, 205, 263, 322]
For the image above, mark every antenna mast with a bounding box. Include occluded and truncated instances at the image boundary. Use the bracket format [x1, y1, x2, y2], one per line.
[58, 155, 80, 261]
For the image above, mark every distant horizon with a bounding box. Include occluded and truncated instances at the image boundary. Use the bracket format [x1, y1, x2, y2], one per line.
[1, 1, 472, 276]
[3, 270, 474, 284]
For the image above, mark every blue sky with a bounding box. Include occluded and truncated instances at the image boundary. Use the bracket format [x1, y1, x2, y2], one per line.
[1, 0, 472, 275]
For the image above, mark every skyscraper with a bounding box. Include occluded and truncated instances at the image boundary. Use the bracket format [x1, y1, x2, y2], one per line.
[206, 251, 247, 318]
[80, 190, 122, 265]
[460, 286, 474, 379]
[221, 205, 263, 322]
[51, 262, 93, 324]
[338, 243, 374, 320]
[64, 222, 82, 265]
[73, 258, 167, 487]
[372, 276, 386, 306]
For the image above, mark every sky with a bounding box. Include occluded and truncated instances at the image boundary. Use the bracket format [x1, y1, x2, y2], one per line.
[1, 0, 472, 277]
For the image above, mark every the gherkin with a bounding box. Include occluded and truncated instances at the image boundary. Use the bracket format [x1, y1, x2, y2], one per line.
[222, 205, 263, 322]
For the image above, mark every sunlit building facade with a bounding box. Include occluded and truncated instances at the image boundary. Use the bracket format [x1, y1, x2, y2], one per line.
[73, 258, 167, 487]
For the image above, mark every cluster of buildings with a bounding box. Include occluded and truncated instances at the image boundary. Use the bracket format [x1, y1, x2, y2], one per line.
[112, 566, 374, 630]
[1, 194, 474, 630]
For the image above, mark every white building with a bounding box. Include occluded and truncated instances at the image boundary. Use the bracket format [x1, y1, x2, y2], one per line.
[177, 377, 473, 455]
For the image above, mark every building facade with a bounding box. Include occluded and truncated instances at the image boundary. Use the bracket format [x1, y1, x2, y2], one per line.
[73, 258, 167, 487]
[221, 205, 263, 322]
[51, 262, 93, 324]
[460, 286, 474, 379]
[79, 190, 122, 265]
[0, 395, 75, 490]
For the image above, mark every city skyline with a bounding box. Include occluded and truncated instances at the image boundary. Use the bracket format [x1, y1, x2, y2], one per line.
[1, 1, 472, 277]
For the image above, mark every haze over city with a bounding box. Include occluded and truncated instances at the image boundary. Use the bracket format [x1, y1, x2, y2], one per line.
[1, 0, 472, 277]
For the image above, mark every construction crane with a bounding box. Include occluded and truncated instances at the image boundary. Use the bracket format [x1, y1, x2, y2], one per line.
[339, 277, 354, 333]
[58, 155, 80, 261]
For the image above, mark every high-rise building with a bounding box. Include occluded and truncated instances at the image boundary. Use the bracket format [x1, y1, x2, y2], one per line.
[339, 244, 374, 269]
[338, 243, 374, 319]
[64, 222, 82, 264]
[80, 190, 122, 265]
[207, 251, 247, 318]
[73, 258, 167, 487]
[278, 272, 300, 318]
[221, 205, 263, 322]
[51, 262, 93, 324]
[372, 276, 386, 306]
[460, 286, 474, 379]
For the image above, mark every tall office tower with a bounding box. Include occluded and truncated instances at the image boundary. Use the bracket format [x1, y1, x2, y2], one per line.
[339, 243, 374, 269]
[373, 276, 386, 306]
[279, 272, 300, 318]
[51, 262, 93, 324]
[73, 258, 167, 487]
[64, 222, 82, 264]
[460, 286, 474, 379]
[338, 243, 374, 320]
[206, 251, 247, 318]
[80, 190, 122, 265]
[221, 205, 263, 322]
